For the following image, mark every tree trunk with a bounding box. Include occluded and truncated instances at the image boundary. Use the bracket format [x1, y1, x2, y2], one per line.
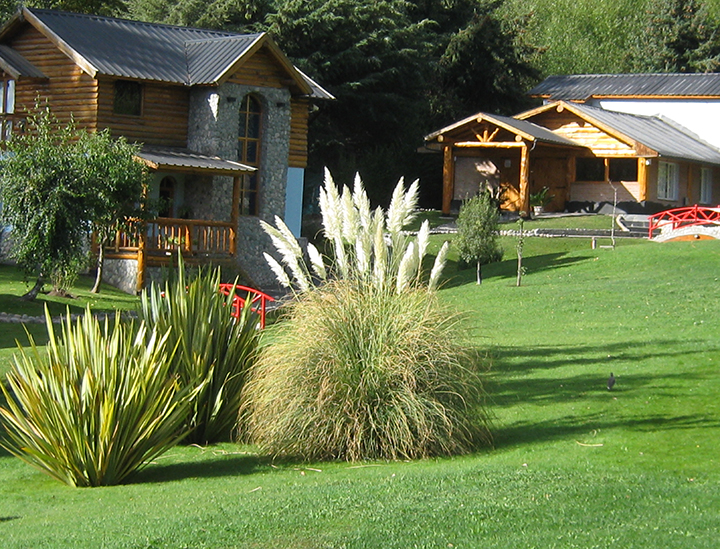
[476, 261, 482, 285]
[91, 241, 104, 294]
[21, 278, 44, 301]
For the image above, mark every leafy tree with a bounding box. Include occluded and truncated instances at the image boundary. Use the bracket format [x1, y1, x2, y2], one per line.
[629, 0, 720, 73]
[77, 130, 148, 294]
[0, 109, 91, 299]
[268, 0, 436, 204]
[431, 0, 541, 121]
[0, 107, 147, 299]
[455, 191, 503, 285]
[127, 0, 272, 32]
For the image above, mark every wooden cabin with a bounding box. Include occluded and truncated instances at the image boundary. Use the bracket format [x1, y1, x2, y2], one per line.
[0, 8, 332, 292]
[427, 73, 720, 214]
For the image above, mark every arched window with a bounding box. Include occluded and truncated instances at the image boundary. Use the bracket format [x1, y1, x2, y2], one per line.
[158, 176, 176, 218]
[238, 95, 262, 215]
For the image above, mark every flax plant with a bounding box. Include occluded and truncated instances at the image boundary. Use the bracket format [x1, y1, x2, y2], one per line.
[139, 258, 261, 445]
[0, 307, 196, 487]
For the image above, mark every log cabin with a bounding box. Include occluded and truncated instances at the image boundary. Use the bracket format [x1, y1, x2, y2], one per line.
[0, 7, 332, 292]
[427, 73, 720, 215]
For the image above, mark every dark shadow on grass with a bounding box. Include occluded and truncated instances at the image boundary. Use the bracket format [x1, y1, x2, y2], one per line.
[128, 452, 267, 485]
[438, 253, 590, 289]
[495, 412, 720, 451]
[0, 516, 21, 522]
[487, 339, 714, 374]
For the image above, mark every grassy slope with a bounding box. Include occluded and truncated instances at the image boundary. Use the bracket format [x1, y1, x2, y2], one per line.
[1, 236, 719, 547]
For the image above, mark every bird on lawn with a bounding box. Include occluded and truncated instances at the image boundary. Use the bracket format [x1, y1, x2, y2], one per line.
[607, 373, 616, 391]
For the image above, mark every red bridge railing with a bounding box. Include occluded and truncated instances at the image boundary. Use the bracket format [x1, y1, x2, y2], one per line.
[218, 284, 275, 329]
[648, 205, 720, 238]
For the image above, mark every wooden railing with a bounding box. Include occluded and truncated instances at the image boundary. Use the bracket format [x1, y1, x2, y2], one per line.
[107, 218, 236, 257]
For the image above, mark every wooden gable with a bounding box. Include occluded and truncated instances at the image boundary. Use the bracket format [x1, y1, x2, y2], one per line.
[7, 24, 98, 131]
[518, 103, 654, 158]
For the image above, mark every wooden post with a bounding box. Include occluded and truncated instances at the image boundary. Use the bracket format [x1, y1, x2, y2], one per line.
[519, 143, 530, 214]
[136, 230, 146, 294]
[638, 158, 648, 201]
[442, 145, 454, 215]
[230, 176, 241, 255]
[686, 164, 693, 204]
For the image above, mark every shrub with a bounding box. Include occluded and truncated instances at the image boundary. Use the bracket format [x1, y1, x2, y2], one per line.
[0, 308, 196, 487]
[139, 260, 261, 445]
[455, 192, 503, 285]
[242, 280, 491, 461]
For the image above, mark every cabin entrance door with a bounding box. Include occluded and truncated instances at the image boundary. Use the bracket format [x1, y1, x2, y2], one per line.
[530, 157, 568, 212]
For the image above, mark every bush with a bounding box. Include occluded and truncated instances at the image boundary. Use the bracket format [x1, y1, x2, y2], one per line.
[139, 261, 261, 445]
[242, 280, 491, 461]
[0, 308, 196, 487]
[455, 192, 503, 285]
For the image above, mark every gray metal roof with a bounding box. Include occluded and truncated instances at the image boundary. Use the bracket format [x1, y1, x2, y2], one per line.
[185, 34, 262, 85]
[9, 8, 330, 97]
[569, 103, 720, 165]
[426, 110, 581, 148]
[0, 44, 46, 78]
[137, 146, 256, 175]
[529, 73, 720, 100]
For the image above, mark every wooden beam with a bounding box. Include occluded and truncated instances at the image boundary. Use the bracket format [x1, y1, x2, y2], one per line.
[230, 176, 241, 255]
[442, 145, 454, 215]
[638, 158, 648, 201]
[136, 231, 146, 294]
[519, 143, 530, 214]
[453, 141, 525, 148]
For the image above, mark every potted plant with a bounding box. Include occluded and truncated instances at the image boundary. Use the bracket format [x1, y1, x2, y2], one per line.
[529, 187, 554, 216]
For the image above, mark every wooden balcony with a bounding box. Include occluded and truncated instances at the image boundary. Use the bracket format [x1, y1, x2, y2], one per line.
[103, 218, 236, 291]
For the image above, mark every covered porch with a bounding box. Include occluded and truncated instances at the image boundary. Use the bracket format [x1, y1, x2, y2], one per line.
[102, 146, 255, 293]
[424, 112, 585, 215]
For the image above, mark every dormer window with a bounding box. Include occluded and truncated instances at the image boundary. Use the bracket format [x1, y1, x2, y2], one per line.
[113, 80, 142, 116]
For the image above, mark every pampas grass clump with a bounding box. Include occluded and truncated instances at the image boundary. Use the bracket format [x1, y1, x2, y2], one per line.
[242, 281, 491, 461]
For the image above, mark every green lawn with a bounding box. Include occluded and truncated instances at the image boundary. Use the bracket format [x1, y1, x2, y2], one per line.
[0, 265, 140, 375]
[1, 231, 720, 547]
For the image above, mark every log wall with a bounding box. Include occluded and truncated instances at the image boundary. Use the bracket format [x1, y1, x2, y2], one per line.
[289, 97, 309, 168]
[9, 26, 98, 131]
[96, 78, 189, 147]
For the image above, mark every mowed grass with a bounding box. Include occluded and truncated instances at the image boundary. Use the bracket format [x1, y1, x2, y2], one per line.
[1, 234, 720, 547]
[0, 265, 139, 376]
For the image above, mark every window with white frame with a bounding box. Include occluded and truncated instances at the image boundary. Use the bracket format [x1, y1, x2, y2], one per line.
[700, 167, 713, 204]
[657, 161, 679, 201]
[0, 78, 15, 141]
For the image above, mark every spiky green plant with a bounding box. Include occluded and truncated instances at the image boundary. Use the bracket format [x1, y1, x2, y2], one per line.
[242, 280, 491, 461]
[261, 169, 449, 294]
[139, 259, 261, 445]
[0, 307, 196, 487]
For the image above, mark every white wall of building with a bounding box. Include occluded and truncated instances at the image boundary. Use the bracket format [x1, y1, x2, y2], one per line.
[590, 98, 720, 150]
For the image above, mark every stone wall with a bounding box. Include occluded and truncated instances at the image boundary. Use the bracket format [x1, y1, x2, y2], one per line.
[187, 83, 292, 287]
[102, 258, 139, 294]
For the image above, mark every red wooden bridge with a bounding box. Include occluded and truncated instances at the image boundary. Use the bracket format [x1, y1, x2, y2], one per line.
[218, 284, 275, 329]
[648, 205, 720, 239]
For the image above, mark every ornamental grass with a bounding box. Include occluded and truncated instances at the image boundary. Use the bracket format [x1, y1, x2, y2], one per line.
[139, 260, 261, 445]
[242, 279, 491, 461]
[0, 308, 197, 487]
